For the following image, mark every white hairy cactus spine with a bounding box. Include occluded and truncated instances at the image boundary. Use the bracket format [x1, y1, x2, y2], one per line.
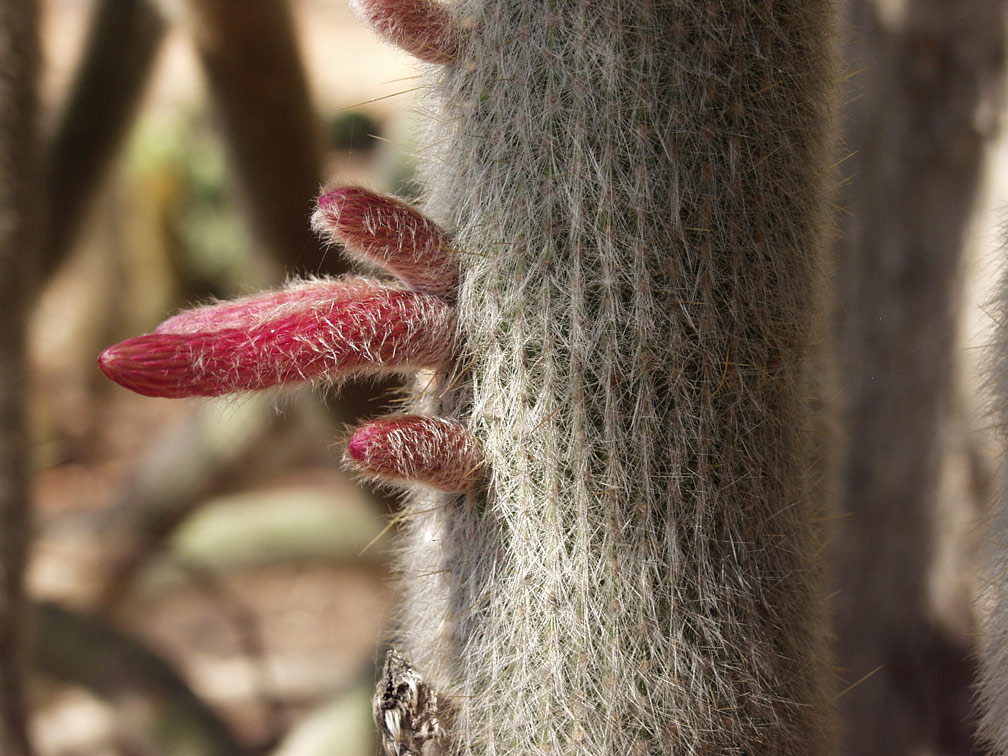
[368, 1, 839, 754]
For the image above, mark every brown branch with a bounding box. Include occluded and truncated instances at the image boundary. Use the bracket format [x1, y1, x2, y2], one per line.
[833, 2, 1006, 754]
[33, 600, 252, 756]
[0, 1, 38, 754]
[184, 0, 335, 275]
[42, 0, 167, 280]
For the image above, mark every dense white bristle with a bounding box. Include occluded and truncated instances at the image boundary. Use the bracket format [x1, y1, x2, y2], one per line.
[378, 2, 839, 754]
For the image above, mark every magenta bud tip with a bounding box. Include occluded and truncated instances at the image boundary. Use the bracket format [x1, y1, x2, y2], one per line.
[317, 188, 349, 211]
[97, 346, 119, 381]
[348, 426, 375, 461]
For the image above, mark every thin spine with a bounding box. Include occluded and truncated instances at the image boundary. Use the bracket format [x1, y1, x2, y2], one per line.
[154, 277, 382, 335]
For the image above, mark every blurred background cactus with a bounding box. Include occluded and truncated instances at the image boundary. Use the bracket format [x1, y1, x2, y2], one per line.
[2, 1, 1008, 755]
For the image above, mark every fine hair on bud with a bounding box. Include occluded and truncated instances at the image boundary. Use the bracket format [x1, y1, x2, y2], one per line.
[98, 277, 457, 398]
[314, 187, 459, 298]
[349, 0, 462, 65]
[347, 415, 482, 493]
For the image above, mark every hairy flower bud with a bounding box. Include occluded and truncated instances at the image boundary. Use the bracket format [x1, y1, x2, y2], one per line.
[314, 187, 459, 298]
[347, 415, 482, 492]
[349, 0, 463, 65]
[98, 278, 456, 398]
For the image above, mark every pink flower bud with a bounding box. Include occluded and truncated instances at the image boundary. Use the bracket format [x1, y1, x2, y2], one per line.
[347, 415, 482, 493]
[98, 278, 457, 398]
[349, 0, 463, 65]
[314, 188, 459, 298]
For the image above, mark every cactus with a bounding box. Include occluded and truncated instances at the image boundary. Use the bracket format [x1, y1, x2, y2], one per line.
[101, 0, 839, 753]
[372, 1, 837, 753]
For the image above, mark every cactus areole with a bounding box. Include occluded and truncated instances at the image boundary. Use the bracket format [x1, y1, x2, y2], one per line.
[100, 1, 837, 753]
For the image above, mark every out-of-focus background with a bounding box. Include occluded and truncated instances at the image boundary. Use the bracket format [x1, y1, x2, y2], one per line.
[4, 1, 1008, 755]
[29, 2, 420, 754]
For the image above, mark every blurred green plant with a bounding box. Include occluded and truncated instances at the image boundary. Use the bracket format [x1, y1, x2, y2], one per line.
[127, 110, 256, 302]
[326, 111, 380, 153]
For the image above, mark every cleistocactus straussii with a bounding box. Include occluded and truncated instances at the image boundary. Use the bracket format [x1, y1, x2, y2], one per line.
[100, 1, 839, 753]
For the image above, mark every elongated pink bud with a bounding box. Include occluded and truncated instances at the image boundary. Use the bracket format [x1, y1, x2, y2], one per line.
[313, 188, 459, 298]
[347, 415, 482, 493]
[98, 278, 457, 398]
[349, 0, 462, 65]
[155, 277, 378, 335]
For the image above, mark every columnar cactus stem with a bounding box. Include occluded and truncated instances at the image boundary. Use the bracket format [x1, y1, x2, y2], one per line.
[834, 3, 1006, 754]
[372, 1, 837, 754]
[981, 261, 1008, 755]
